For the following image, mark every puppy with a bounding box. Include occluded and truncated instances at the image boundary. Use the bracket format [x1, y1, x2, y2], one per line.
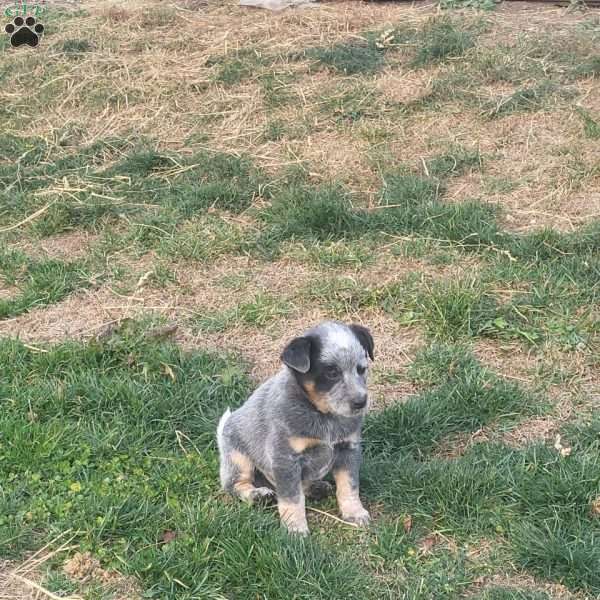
[217, 320, 373, 534]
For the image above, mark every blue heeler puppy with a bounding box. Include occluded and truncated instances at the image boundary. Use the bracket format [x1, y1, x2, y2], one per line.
[217, 320, 374, 535]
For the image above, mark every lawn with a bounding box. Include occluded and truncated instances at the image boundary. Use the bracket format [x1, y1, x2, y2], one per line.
[1, 0, 599, 598]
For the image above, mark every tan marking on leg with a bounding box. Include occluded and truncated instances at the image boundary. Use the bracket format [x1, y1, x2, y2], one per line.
[334, 468, 370, 525]
[289, 436, 322, 453]
[303, 381, 330, 414]
[278, 497, 308, 534]
[230, 450, 256, 501]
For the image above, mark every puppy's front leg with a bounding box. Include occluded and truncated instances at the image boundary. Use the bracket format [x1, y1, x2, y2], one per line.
[273, 460, 308, 535]
[332, 442, 370, 526]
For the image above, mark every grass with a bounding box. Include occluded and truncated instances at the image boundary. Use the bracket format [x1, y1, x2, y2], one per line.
[0, 246, 95, 319]
[363, 348, 600, 593]
[208, 48, 269, 86]
[4, 330, 599, 597]
[305, 17, 476, 74]
[1, 2, 600, 598]
[0, 140, 265, 238]
[0, 326, 377, 598]
[576, 107, 600, 139]
[425, 145, 482, 178]
[306, 39, 385, 75]
[192, 292, 293, 332]
[484, 82, 569, 119]
[439, 0, 497, 10]
[411, 16, 477, 67]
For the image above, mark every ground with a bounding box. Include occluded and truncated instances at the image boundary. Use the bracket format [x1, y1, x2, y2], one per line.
[0, 0, 599, 598]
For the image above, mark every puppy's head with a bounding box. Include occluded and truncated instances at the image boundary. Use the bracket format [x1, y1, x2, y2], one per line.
[281, 321, 374, 417]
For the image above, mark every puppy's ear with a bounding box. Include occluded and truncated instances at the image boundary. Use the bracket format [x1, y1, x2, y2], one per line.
[281, 336, 312, 373]
[350, 324, 374, 361]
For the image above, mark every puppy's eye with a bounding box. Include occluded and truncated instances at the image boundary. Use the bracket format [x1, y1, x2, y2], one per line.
[325, 366, 340, 380]
[357, 365, 367, 376]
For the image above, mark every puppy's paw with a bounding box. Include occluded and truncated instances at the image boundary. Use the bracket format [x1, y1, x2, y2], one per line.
[285, 522, 310, 536]
[305, 480, 333, 501]
[342, 507, 371, 527]
[278, 500, 309, 535]
[249, 486, 276, 505]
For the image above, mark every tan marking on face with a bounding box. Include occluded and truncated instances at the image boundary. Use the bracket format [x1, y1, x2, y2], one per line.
[303, 381, 331, 414]
[278, 497, 308, 533]
[230, 450, 255, 501]
[334, 468, 365, 518]
[289, 436, 322, 453]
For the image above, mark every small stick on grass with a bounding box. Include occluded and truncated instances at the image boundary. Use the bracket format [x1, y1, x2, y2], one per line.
[306, 507, 360, 528]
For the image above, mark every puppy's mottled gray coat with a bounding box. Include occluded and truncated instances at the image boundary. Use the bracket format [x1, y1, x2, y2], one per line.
[217, 320, 373, 534]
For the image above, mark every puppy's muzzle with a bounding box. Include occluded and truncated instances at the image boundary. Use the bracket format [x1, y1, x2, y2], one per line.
[351, 393, 368, 411]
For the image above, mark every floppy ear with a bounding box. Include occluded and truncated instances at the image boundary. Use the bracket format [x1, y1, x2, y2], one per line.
[281, 336, 312, 373]
[350, 324, 374, 361]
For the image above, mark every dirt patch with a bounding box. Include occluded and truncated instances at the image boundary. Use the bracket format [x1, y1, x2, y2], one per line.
[0, 551, 140, 600]
[0, 254, 319, 342]
[469, 571, 588, 600]
[63, 552, 140, 599]
[500, 416, 560, 448]
[472, 339, 539, 385]
[15, 232, 100, 261]
[0, 284, 19, 301]
[0, 560, 41, 600]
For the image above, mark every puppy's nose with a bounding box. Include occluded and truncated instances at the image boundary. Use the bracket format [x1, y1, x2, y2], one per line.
[352, 394, 368, 410]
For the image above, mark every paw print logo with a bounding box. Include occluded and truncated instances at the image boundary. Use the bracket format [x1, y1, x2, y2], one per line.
[4, 16, 44, 48]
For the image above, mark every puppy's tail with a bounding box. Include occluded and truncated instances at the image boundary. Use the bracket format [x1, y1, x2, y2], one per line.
[216, 407, 232, 450]
[217, 408, 233, 490]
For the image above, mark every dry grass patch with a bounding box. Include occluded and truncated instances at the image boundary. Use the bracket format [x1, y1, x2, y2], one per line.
[14, 231, 100, 261]
[0, 253, 319, 343]
[0, 560, 42, 600]
[62, 551, 141, 599]
[374, 68, 438, 106]
[471, 571, 590, 600]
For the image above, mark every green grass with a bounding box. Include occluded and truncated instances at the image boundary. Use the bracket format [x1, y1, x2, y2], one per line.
[305, 17, 476, 74]
[319, 83, 382, 123]
[576, 107, 600, 139]
[365, 344, 541, 458]
[287, 239, 376, 269]
[61, 38, 94, 54]
[439, 0, 497, 10]
[0, 246, 94, 319]
[484, 82, 570, 119]
[425, 145, 482, 178]
[192, 292, 293, 332]
[411, 17, 476, 67]
[208, 48, 269, 86]
[473, 587, 553, 600]
[0, 139, 265, 238]
[363, 346, 600, 593]
[0, 326, 378, 598]
[417, 278, 496, 340]
[259, 71, 296, 108]
[573, 55, 600, 78]
[5, 331, 598, 596]
[306, 39, 385, 75]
